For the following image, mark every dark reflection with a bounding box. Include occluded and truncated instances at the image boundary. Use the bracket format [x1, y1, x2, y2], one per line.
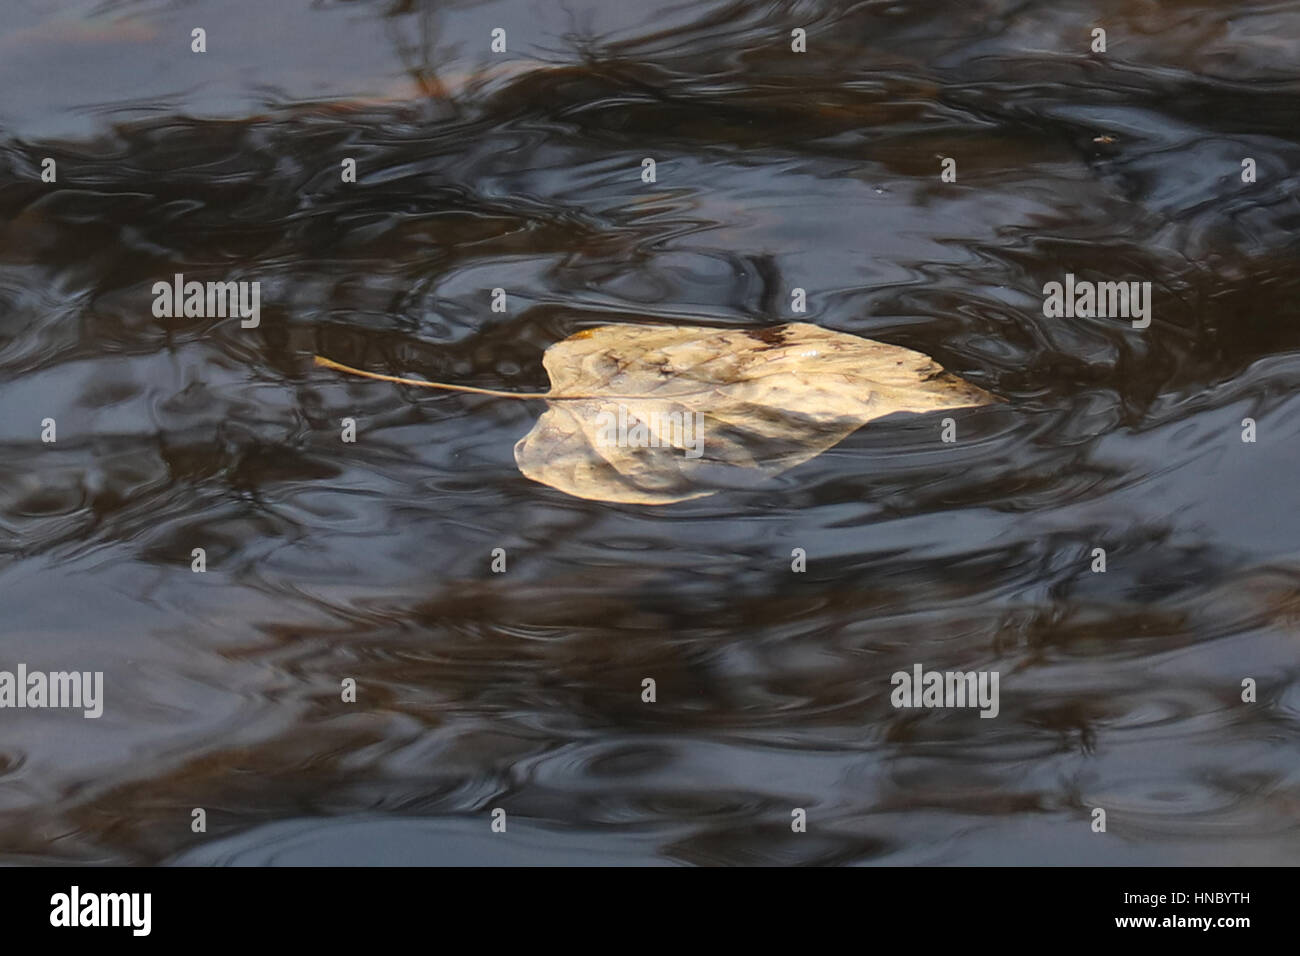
[0, 0, 1298, 865]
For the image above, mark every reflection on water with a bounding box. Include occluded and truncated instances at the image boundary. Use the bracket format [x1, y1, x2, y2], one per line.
[1, 0, 1299, 865]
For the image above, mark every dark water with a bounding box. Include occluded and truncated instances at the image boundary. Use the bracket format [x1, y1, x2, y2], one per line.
[2, 0, 1299, 865]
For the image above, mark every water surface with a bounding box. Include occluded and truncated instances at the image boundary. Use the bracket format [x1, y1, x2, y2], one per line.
[1, 0, 1299, 865]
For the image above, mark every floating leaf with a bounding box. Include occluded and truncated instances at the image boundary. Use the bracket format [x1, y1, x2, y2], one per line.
[315, 322, 999, 504]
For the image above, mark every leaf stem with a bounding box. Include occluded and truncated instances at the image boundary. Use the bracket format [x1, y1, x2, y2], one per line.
[313, 354, 683, 402]
[314, 355, 548, 400]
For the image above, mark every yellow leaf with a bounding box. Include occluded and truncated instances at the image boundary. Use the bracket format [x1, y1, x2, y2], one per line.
[316, 322, 999, 504]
